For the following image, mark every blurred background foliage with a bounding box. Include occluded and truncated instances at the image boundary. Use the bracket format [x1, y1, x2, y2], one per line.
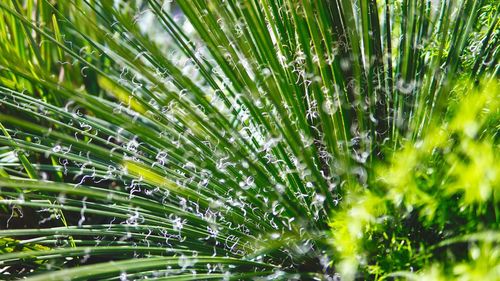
[330, 80, 499, 280]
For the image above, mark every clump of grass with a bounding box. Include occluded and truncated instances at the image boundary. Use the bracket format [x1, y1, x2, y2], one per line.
[0, 0, 498, 280]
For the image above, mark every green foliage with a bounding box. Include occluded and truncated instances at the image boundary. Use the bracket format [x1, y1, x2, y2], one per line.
[0, 0, 498, 280]
[330, 81, 500, 280]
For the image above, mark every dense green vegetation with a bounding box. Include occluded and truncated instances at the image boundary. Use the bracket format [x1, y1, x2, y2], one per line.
[0, 0, 498, 280]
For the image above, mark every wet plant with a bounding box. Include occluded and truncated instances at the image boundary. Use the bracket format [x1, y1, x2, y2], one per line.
[0, 0, 498, 280]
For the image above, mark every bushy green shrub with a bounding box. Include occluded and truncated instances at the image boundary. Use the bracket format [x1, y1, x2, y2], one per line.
[330, 80, 499, 280]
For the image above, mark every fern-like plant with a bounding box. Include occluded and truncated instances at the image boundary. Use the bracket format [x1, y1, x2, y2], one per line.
[0, 0, 498, 280]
